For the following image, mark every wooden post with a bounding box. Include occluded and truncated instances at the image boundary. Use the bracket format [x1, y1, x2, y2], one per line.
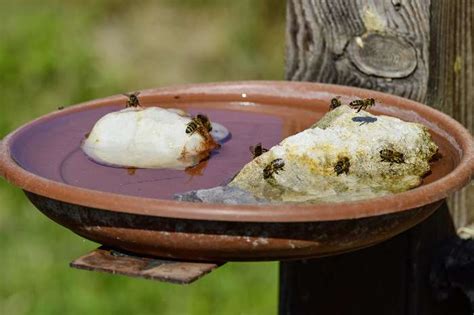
[285, 0, 472, 232]
[281, 1, 473, 314]
[427, 0, 473, 233]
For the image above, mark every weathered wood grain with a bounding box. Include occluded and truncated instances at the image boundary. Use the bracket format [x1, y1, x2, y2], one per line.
[427, 0, 473, 235]
[286, 0, 472, 231]
[282, 0, 473, 313]
[286, 0, 430, 101]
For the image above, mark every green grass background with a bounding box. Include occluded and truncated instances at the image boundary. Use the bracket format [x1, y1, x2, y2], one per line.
[0, 1, 286, 314]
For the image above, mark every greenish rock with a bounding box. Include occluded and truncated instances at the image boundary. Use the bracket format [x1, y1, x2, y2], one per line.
[228, 105, 438, 203]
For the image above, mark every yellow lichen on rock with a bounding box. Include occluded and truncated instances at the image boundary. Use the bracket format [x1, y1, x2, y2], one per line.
[229, 105, 438, 203]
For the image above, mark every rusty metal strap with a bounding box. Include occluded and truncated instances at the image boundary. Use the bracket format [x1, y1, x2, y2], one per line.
[70, 247, 223, 284]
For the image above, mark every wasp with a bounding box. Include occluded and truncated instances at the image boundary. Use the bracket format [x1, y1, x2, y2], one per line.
[196, 114, 212, 132]
[329, 97, 342, 110]
[249, 143, 268, 159]
[263, 158, 285, 180]
[349, 98, 375, 113]
[334, 157, 350, 175]
[123, 92, 141, 108]
[380, 149, 405, 164]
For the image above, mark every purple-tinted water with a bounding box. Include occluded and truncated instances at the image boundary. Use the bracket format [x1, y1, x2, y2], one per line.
[11, 103, 284, 199]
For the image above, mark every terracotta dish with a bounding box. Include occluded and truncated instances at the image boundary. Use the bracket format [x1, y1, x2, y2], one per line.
[1, 81, 473, 261]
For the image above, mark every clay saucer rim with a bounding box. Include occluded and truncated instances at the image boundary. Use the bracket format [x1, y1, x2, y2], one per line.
[0, 81, 473, 222]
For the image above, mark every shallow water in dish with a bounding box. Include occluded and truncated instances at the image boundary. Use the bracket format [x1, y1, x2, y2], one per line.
[10, 102, 318, 199]
[9, 101, 457, 200]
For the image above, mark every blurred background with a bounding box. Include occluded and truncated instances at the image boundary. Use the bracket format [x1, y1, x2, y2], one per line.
[0, 1, 286, 314]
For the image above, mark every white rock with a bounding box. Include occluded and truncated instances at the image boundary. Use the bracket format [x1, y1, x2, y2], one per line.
[82, 107, 218, 169]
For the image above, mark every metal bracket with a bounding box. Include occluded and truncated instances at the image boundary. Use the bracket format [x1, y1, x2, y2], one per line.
[70, 247, 223, 284]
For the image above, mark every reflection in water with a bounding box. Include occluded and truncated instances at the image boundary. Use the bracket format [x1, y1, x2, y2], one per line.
[127, 167, 137, 176]
[185, 160, 209, 180]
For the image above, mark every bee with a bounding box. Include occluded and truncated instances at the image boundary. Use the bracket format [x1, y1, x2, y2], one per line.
[329, 97, 342, 110]
[186, 117, 203, 135]
[334, 157, 350, 175]
[123, 92, 141, 108]
[249, 143, 268, 159]
[196, 114, 212, 132]
[349, 98, 375, 113]
[380, 149, 405, 164]
[263, 158, 285, 180]
[186, 114, 213, 137]
[430, 150, 442, 162]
